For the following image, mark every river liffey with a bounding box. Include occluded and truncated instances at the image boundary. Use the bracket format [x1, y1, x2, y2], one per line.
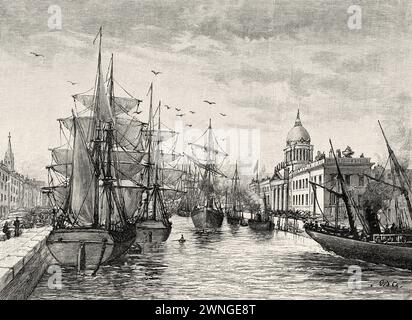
[30, 216, 412, 299]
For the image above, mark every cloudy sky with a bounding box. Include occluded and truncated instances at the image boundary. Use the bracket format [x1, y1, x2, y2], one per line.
[0, 0, 411, 180]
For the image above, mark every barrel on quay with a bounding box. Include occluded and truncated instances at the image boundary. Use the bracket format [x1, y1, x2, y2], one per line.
[0, 227, 54, 300]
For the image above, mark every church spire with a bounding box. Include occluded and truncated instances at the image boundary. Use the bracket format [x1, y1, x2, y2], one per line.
[4, 132, 14, 171]
[294, 109, 302, 127]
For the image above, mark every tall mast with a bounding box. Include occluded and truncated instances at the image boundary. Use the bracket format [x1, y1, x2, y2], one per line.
[206, 119, 212, 206]
[233, 162, 239, 211]
[103, 54, 115, 229]
[378, 120, 412, 220]
[329, 139, 357, 237]
[145, 82, 154, 219]
[92, 26, 103, 228]
[152, 100, 161, 220]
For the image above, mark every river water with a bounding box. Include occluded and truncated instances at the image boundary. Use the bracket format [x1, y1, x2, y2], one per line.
[30, 216, 412, 300]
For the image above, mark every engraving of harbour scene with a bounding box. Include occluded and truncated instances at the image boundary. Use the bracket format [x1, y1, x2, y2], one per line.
[0, 0, 411, 300]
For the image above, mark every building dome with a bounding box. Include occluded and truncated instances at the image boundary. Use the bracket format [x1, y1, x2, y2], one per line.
[286, 110, 310, 145]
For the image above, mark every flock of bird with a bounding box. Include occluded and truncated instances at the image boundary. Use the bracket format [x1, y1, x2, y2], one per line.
[28, 52, 229, 124]
[145, 70, 229, 126]
[160, 99, 227, 128]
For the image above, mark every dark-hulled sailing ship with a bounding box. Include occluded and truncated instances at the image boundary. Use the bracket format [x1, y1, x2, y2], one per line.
[226, 163, 245, 225]
[305, 122, 412, 270]
[176, 164, 198, 217]
[248, 165, 274, 231]
[43, 28, 145, 270]
[134, 87, 177, 243]
[187, 120, 227, 230]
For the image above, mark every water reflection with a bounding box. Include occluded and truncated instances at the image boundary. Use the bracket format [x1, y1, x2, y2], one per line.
[30, 215, 412, 300]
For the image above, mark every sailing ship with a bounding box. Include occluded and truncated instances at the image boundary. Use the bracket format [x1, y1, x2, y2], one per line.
[176, 164, 198, 217]
[249, 165, 274, 231]
[248, 194, 275, 231]
[187, 120, 227, 230]
[43, 28, 145, 270]
[226, 163, 245, 225]
[305, 123, 412, 270]
[133, 88, 177, 243]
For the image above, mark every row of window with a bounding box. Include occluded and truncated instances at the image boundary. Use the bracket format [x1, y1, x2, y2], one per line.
[0, 194, 17, 203]
[259, 173, 365, 197]
[292, 175, 323, 190]
[293, 193, 309, 206]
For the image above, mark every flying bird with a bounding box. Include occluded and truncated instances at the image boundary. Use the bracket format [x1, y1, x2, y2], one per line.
[164, 105, 171, 109]
[134, 110, 143, 115]
[151, 70, 161, 76]
[219, 113, 227, 117]
[67, 81, 77, 85]
[30, 52, 44, 58]
[186, 124, 192, 127]
[203, 100, 216, 105]
[189, 111, 195, 114]
[176, 113, 185, 117]
[175, 108, 181, 111]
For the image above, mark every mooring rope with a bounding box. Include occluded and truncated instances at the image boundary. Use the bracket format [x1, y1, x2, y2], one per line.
[92, 238, 108, 276]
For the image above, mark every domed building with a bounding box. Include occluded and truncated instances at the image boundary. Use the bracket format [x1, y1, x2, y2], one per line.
[284, 110, 313, 170]
[251, 110, 374, 224]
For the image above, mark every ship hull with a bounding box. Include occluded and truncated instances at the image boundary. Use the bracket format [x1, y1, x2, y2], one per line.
[306, 229, 412, 270]
[135, 220, 172, 243]
[226, 214, 242, 225]
[248, 219, 274, 231]
[47, 225, 136, 268]
[191, 207, 223, 230]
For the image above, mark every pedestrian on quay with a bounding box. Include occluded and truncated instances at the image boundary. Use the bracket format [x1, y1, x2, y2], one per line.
[2, 221, 10, 240]
[13, 217, 20, 237]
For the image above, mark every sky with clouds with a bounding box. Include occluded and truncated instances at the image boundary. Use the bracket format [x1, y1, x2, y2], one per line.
[0, 0, 411, 180]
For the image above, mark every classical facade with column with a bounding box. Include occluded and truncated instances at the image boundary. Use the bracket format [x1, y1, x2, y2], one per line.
[251, 111, 373, 220]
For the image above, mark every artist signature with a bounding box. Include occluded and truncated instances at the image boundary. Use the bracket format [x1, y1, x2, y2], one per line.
[371, 279, 403, 289]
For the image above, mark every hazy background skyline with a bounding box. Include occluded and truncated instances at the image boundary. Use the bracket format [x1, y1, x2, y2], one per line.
[0, 0, 411, 180]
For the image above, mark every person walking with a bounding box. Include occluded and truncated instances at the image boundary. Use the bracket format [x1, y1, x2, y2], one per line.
[13, 217, 20, 237]
[2, 221, 10, 240]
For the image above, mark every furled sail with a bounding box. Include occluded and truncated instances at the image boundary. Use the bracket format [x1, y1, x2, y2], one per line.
[143, 128, 177, 144]
[116, 182, 143, 219]
[44, 185, 69, 210]
[96, 66, 113, 122]
[51, 147, 146, 180]
[59, 116, 146, 151]
[189, 142, 228, 157]
[70, 117, 96, 227]
[73, 94, 140, 116]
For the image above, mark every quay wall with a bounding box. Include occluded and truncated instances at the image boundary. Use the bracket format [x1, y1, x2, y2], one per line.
[0, 227, 55, 300]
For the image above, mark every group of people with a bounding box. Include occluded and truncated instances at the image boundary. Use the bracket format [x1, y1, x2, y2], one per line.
[383, 223, 400, 234]
[305, 220, 362, 239]
[2, 217, 21, 240]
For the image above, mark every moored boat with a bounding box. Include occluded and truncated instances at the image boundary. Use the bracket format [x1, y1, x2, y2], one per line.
[226, 163, 244, 226]
[191, 205, 224, 229]
[134, 86, 174, 243]
[248, 172, 274, 231]
[248, 219, 274, 231]
[305, 227, 412, 270]
[134, 219, 172, 243]
[44, 27, 144, 270]
[306, 125, 412, 270]
[187, 119, 227, 230]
